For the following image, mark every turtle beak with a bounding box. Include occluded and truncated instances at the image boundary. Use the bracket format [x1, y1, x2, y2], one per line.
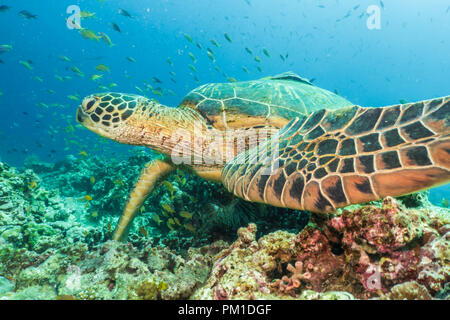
[76, 106, 88, 123]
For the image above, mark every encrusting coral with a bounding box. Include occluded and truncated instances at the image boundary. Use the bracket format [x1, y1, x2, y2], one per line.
[193, 197, 449, 300]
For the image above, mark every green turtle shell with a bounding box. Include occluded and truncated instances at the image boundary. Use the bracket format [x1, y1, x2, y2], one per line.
[178, 71, 354, 130]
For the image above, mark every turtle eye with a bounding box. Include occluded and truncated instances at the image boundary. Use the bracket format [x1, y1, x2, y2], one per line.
[84, 98, 97, 111]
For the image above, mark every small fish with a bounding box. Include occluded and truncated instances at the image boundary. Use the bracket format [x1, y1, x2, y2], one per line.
[106, 222, 112, 233]
[47, 89, 56, 94]
[33, 76, 43, 83]
[59, 55, 71, 62]
[227, 77, 237, 83]
[70, 66, 84, 77]
[0, 5, 11, 12]
[19, 10, 37, 19]
[85, 195, 93, 201]
[188, 52, 196, 63]
[79, 28, 101, 41]
[98, 32, 114, 47]
[263, 48, 270, 57]
[19, 60, 33, 70]
[189, 64, 197, 73]
[254, 56, 261, 63]
[152, 77, 162, 84]
[224, 33, 232, 43]
[245, 47, 253, 55]
[90, 74, 103, 81]
[110, 22, 121, 33]
[162, 203, 175, 214]
[184, 223, 196, 233]
[126, 56, 136, 63]
[169, 71, 176, 77]
[196, 42, 203, 50]
[28, 181, 38, 189]
[399, 99, 408, 104]
[206, 50, 215, 62]
[0, 44, 12, 54]
[166, 57, 173, 66]
[257, 66, 262, 72]
[184, 33, 194, 43]
[279, 54, 285, 62]
[108, 83, 117, 88]
[91, 211, 98, 218]
[380, 0, 384, 9]
[162, 181, 175, 194]
[79, 150, 88, 157]
[210, 39, 220, 48]
[167, 220, 174, 230]
[179, 211, 193, 219]
[54, 75, 64, 81]
[139, 226, 148, 238]
[80, 11, 96, 19]
[118, 8, 133, 18]
[95, 64, 110, 72]
[442, 198, 449, 208]
[174, 218, 181, 226]
[152, 214, 162, 225]
[242, 66, 249, 73]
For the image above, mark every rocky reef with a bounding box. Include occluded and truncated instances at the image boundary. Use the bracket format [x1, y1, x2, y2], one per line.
[193, 198, 449, 300]
[0, 153, 448, 300]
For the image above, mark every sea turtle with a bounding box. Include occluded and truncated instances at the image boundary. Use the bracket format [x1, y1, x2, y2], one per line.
[76, 72, 450, 241]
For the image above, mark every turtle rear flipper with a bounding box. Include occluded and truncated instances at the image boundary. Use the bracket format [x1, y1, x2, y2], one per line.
[222, 97, 450, 213]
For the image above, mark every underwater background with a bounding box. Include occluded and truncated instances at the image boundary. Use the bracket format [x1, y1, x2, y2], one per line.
[0, 0, 449, 300]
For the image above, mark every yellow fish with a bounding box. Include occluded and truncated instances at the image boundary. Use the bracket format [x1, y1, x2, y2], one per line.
[90, 176, 96, 184]
[179, 211, 193, 219]
[90, 74, 103, 81]
[162, 181, 174, 194]
[28, 181, 38, 189]
[80, 11, 96, 19]
[184, 223, 196, 233]
[79, 28, 101, 41]
[167, 220, 174, 230]
[95, 64, 110, 72]
[162, 203, 175, 214]
[85, 195, 93, 201]
[79, 150, 88, 157]
[174, 217, 181, 226]
[152, 214, 162, 225]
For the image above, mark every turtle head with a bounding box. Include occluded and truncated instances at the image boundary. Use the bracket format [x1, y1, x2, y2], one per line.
[76, 92, 204, 155]
[77, 92, 174, 146]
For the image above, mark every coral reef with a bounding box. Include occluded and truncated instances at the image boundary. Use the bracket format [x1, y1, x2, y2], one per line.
[193, 197, 449, 300]
[0, 154, 448, 300]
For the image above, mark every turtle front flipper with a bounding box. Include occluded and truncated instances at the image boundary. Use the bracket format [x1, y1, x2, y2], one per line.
[222, 97, 450, 213]
[113, 158, 174, 241]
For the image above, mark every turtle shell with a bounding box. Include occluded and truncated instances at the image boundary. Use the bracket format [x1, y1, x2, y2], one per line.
[178, 71, 353, 130]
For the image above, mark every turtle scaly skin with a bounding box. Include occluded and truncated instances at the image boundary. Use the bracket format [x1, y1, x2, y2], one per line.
[222, 97, 450, 212]
[76, 73, 450, 241]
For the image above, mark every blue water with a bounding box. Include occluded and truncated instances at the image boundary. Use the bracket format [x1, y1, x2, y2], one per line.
[0, 0, 449, 202]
